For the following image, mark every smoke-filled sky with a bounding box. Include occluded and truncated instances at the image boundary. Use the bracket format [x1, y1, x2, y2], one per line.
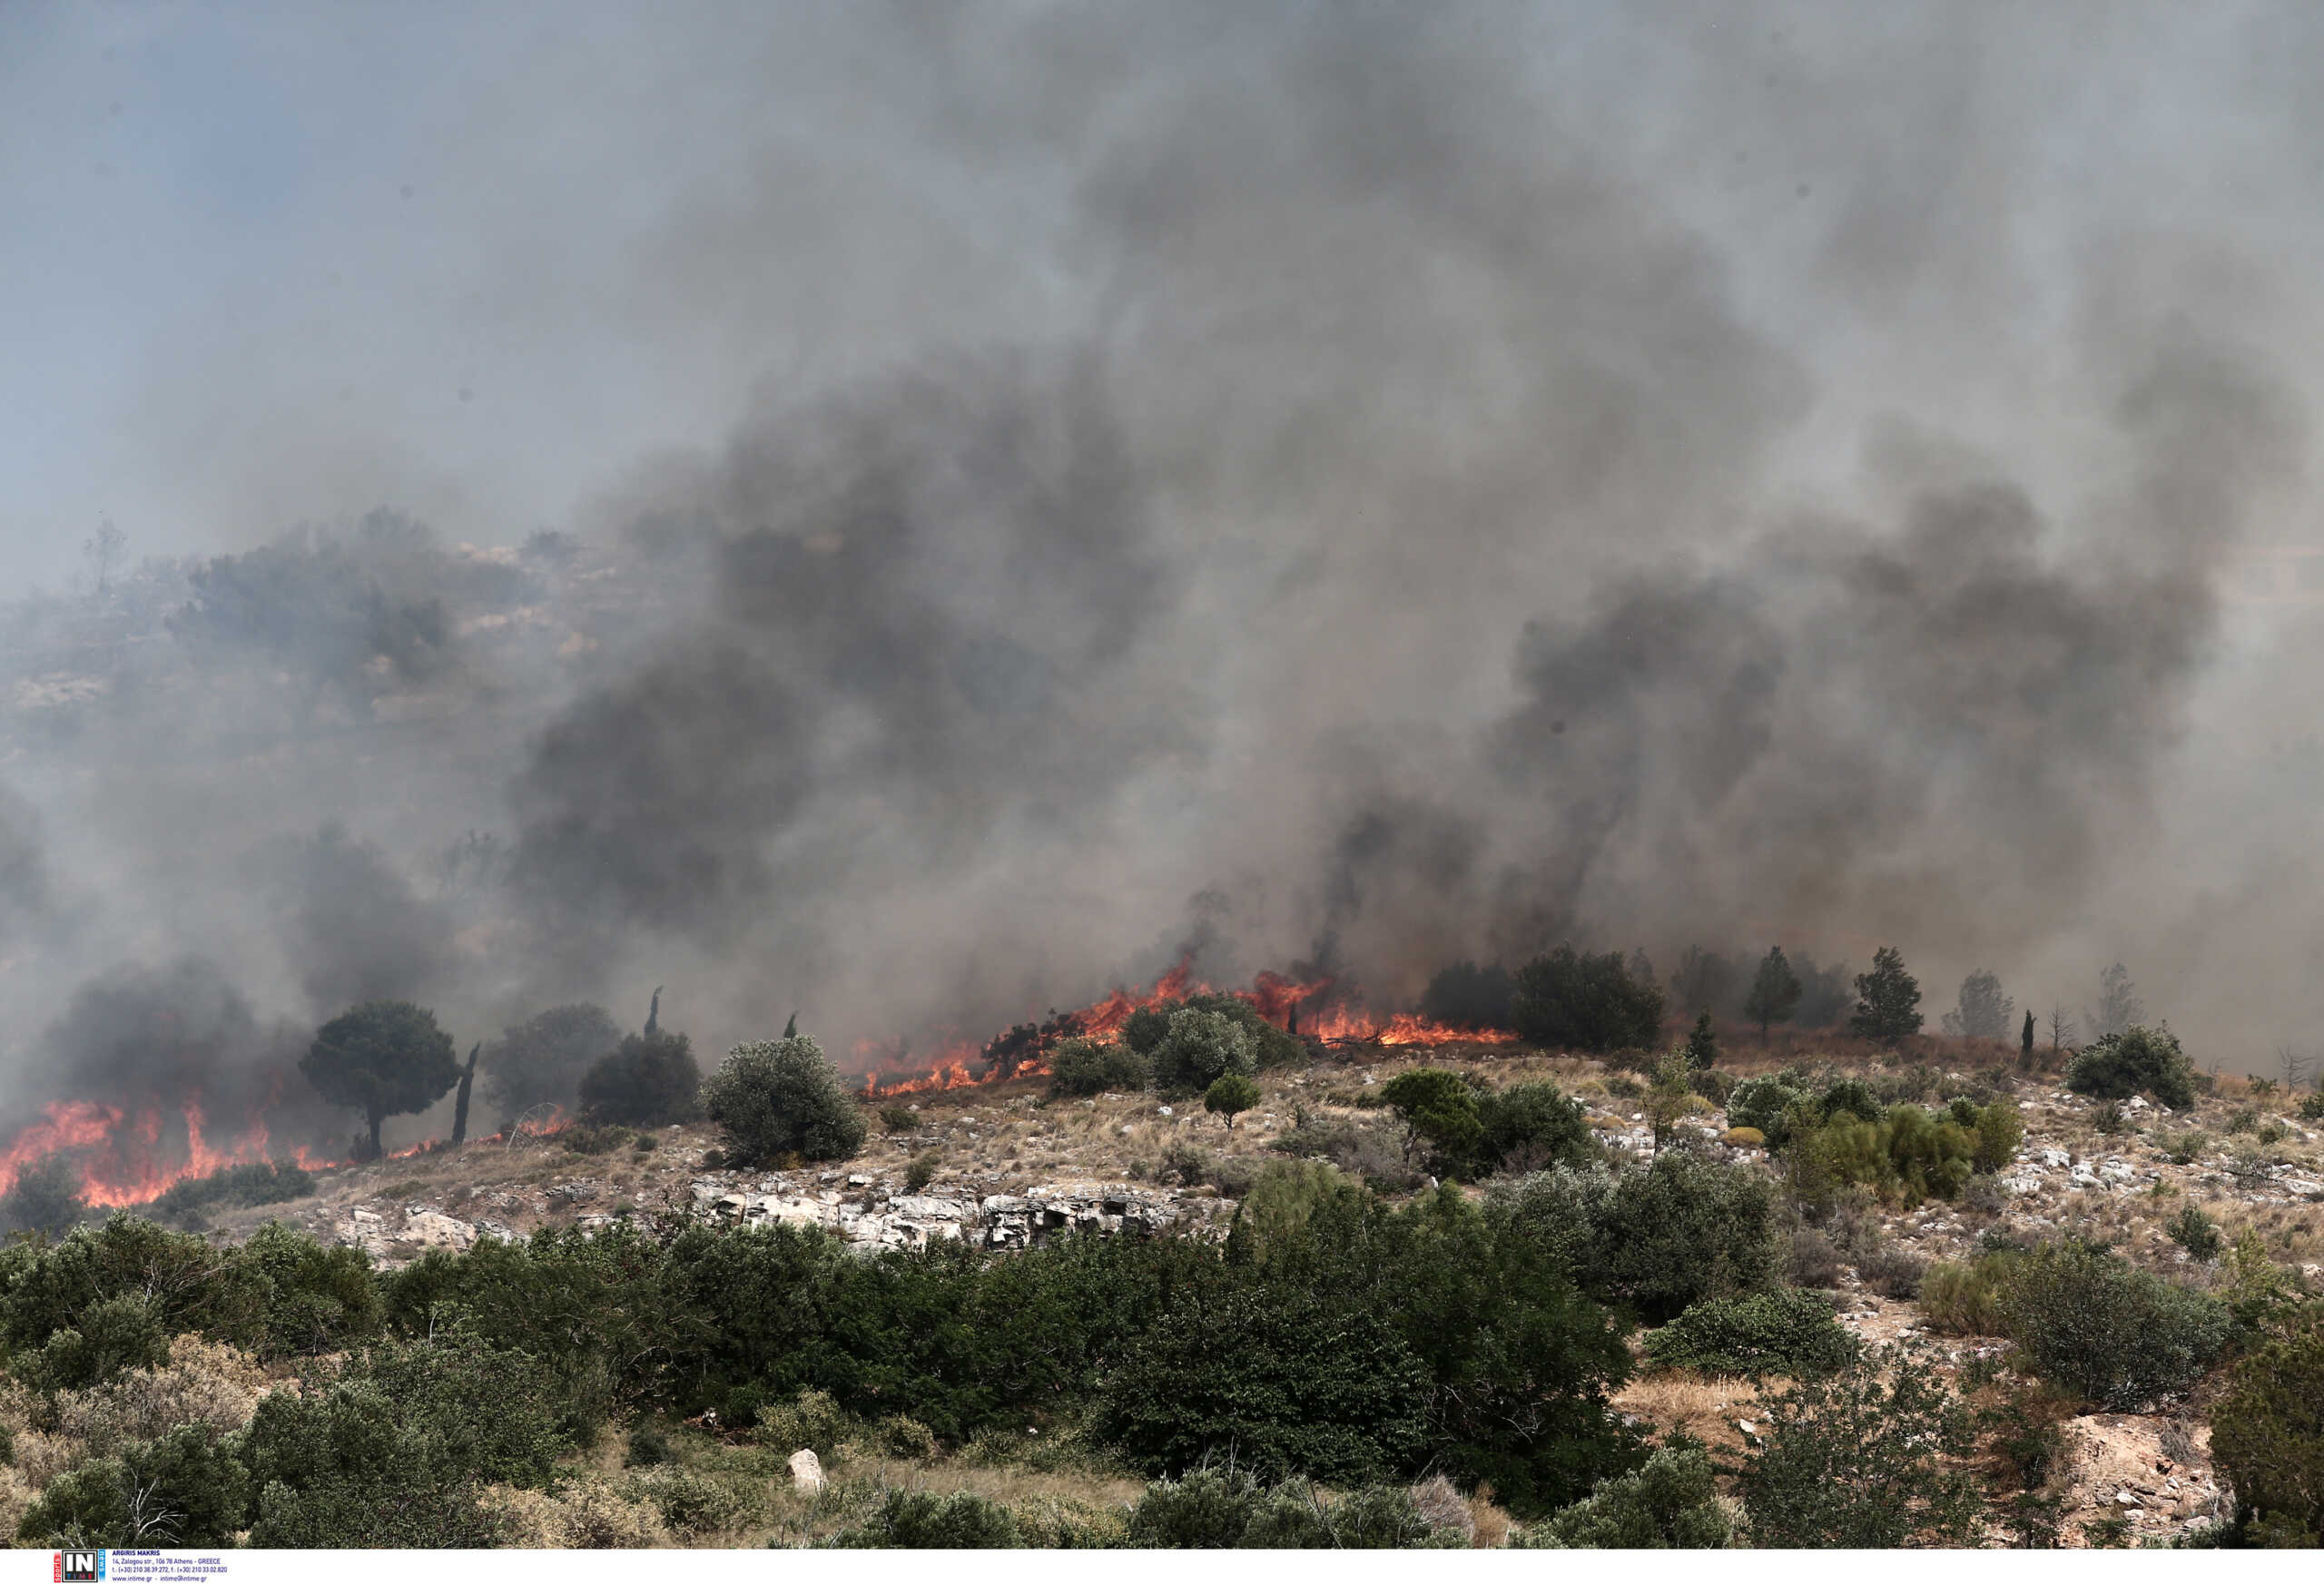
[6, 1, 2324, 1141]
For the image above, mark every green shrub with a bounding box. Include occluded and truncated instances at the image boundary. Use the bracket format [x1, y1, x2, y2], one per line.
[2299, 1092, 2324, 1122]
[2002, 1242, 2232, 1411]
[1378, 1068, 1481, 1167]
[1098, 1280, 1430, 1483]
[16, 1424, 249, 1548]
[149, 1160, 317, 1226]
[18, 1294, 172, 1395]
[823, 1488, 1020, 1548]
[2168, 1205, 2222, 1262]
[1916, 1252, 2021, 1336]
[1857, 1245, 1926, 1300]
[2210, 1306, 2324, 1547]
[1520, 1442, 1730, 1548]
[754, 1389, 847, 1456]
[1726, 1076, 1811, 1147]
[2067, 1026, 2196, 1110]
[1737, 1345, 1983, 1547]
[1491, 1150, 1779, 1324]
[579, 1029, 703, 1127]
[1787, 1101, 2013, 1208]
[700, 1035, 867, 1166]
[1472, 1082, 1597, 1176]
[1122, 1469, 1459, 1549]
[1146, 1008, 1257, 1097]
[1691, 1068, 1737, 1106]
[1204, 1073, 1262, 1128]
[878, 1105, 917, 1134]
[904, 1152, 940, 1192]
[1510, 946, 1666, 1055]
[877, 1415, 939, 1458]
[1047, 1037, 1148, 1098]
[2162, 1129, 2209, 1166]
[1643, 1288, 1859, 1380]
[1121, 994, 1303, 1071]
[0, 1155, 89, 1237]
[242, 1221, 382, 1358]
[625, 1423, 671, 1467]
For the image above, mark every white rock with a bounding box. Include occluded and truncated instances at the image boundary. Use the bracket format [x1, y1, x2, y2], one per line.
[789, 1448, 824, 1494]
[1157, 1106, 1174, 1117]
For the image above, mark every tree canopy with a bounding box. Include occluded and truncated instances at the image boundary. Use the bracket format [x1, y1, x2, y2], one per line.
[300, 999, 461, 1158]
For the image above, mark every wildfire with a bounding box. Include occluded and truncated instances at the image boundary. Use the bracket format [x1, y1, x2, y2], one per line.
[854, 959, 1514, 1097]
[0, 1097, 289, 1208]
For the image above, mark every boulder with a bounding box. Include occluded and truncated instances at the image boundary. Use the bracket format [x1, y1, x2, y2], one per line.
[789, 1448, 823, 1494]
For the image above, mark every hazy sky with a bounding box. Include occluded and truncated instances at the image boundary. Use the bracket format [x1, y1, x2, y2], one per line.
[7, 2, 2324, 1097]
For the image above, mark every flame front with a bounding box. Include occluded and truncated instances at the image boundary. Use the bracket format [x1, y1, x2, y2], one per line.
[0, 1097, 287, 1207]
[855, 960, 1514, 1097]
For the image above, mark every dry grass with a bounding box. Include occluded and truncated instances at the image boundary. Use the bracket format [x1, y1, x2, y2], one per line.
[1611, 1371, 1768, 1454]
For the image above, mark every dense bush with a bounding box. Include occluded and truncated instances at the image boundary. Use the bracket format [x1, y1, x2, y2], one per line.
[1473, 1083, 1598, 1176]
[1491, 1149, 1779, 1324]
[579, 1029, 703, 1127]
[1510, 947, 1666, 1055]
[1738, 1346, 1983, 1547]
[1121, 994, 1304, 1072]
[1378, 1068, 1482, 1167]
[16, 1423, 249, 1547]
[149, 1161, 317, 1228]
[823, 1489, 1022, 1548]
[482, 1002, 623, 1114]
[1726, 1076, 1811, 1147]
[2209, 1305, 2324, 1547]
[1420, 960, 1516, 1032]
[1203, 1073, 1261, 1127]
[1520, 1443, 1730, 1549]
[2002, 1242, 2231, 1411]
[0, 1155, 90, 1237]
[1123, 1468, 1461, 1549]
[243, 1330, 569, 1546]
[1144, 1008, 1258, 1096]
[2067, 1025, 2197, 1110]
[701, 1035, 866, 1166]
[1643, 1288, 1859, 1380]
[1046, 1037, 1147, 1098]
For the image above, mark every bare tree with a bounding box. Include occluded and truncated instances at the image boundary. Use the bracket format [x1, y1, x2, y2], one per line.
[2279, 1043, 2315, 1093]
[2046, 1004, 2076, 1051]
[83, 517, 126, 596]
[2086, 963, 2144, 1040]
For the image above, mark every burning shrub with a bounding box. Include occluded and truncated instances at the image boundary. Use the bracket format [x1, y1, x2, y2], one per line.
[1045, 1037, 1147, 1098]
[482, 1003, 622, 1114]
[579, 1029, 702, 1127]
[1509, 946, 1665, 1057]
[1420, 960, 1516, 1032]
[301, 999, 463, 1161]
[2067, 1025, 2197, 1110]
[1145, 1007, 1257, 1097]
[701, 1035, 865, 1166]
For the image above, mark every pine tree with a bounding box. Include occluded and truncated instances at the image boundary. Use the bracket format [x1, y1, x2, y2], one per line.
[1684, 1012, 1718, 1070]
[1848, 948, 1923, 1043]
[2021, 1010, 2036, 1064]
[1743, 947, 1804, 1045]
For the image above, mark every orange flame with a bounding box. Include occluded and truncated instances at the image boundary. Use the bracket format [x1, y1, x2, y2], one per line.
[854, 960, 1514, 1097]
[0, 1097, 290, 1208]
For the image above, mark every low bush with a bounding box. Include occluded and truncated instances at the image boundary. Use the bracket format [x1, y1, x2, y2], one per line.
[2299, 1092, 2324, 1122]
[2003, 1242, 2232, 1411]
[822, 1489, 1021, 1549]
[579, 1030, 703, 1127]
[2067, 1026, 2196, 1110]
[2209, 1305, 2324, 1547]
[1726, 1076, 1811, 1147]
[1046, 1038, 1148, 1098]
[1737, 1345, 1983, 1547]
[1859, 1245, 1926, 1300]
[1510, 946, 1666, 1056]
[1121, 994, 1304, 1072]
[2167, 1204, 2222, 1262]
[903, 1152, 940, 1192]
[1144, 1008, 1257, 1097]
[1519, 1442, 1729, 1549]
[878, 1106, 916, 1135]
[1643, 1288, 1859, 1380]
[149, 1161, 316, 1226]
[700, 1035, 867, 1166]
[1919, 1252, 2020, 1336]
[1123, 1468, 1462, 1549]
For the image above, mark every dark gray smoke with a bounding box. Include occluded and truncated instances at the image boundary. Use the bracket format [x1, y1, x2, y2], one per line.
[1, 2, 2320, 1122]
